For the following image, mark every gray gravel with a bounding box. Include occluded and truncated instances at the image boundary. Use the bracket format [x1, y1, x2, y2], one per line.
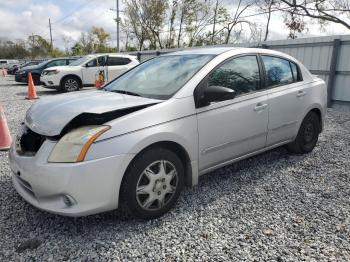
[1, 75, 350, 261]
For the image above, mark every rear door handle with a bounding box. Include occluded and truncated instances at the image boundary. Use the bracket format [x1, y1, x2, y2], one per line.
[254, 103, 268, 112]
[296, 91, 306, 97]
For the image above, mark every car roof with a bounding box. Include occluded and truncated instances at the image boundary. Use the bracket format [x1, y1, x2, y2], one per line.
[89, 53, 137, 59]
[165, 47, 238, 56]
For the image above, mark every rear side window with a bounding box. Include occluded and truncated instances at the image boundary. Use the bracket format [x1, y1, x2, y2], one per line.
[262, 56, 294, 87]
[107, 57, 131, 66]
[208, 55, 260, 96]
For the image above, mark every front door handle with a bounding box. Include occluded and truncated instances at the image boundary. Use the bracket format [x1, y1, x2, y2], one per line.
[296, 90, 306, 97]
[254, 103, 268, 112]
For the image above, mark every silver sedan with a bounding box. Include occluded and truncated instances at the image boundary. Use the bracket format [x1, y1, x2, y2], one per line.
[9, 47, 327, 219]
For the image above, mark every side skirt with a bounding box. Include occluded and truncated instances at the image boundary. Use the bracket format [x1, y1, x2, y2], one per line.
[198, 140, 293, 176]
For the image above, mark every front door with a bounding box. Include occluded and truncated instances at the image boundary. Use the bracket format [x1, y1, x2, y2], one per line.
[82, 56, 106, 85]
[196, 55, 269, 172]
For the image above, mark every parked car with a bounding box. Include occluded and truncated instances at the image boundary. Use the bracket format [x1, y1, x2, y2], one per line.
[7, 64, 21, 75]
[15, 58, 77, 85]
[9, 48, 327, 219]
[0, 59, 20, 69]
[40, 53, 139, 92]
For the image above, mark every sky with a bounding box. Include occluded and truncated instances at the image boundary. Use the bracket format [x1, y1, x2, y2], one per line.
[0, 0, 349, 50]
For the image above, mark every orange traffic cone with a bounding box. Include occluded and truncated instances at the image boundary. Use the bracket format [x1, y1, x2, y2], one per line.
[26, 72, 39, 100]
[0, 104, 12, 151]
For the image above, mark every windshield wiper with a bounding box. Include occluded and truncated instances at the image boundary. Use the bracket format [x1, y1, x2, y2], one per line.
[109, 90, 141, 97]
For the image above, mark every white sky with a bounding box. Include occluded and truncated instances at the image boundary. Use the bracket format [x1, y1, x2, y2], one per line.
[0, 0, 349, 49]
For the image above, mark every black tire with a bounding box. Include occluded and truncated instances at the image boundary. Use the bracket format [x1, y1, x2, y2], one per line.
[32, 74, 41, 85]
[287, 111, 320, 154]
[120, 147, 184, 220]
[61, 76, 81, 92]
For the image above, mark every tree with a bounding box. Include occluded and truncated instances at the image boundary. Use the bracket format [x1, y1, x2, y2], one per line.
[221, 0, 254, 44]
[0, 40, 28, 59]
[124, 0, 168, 49]
[91, 26, 112, 52]
[255, 0, 277, 41]
[280, 0, 350, 30]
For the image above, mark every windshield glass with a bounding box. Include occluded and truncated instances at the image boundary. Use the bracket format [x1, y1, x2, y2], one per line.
[70, 55, 94, 66]
[36, 60, 49, 67]
[104, 54, 214, 100]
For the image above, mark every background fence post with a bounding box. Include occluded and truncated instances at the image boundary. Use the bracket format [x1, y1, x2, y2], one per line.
[327, 38, 341, 107]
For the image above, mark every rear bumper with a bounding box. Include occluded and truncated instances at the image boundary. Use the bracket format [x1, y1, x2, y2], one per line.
[9, 141, 135, 217]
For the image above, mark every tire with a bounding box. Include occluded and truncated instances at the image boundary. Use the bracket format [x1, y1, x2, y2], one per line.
[61, 76, 81, 92]
[32, 74, 41, 85]
[287, 111, 320, 154]
[120, 147, 184, 220]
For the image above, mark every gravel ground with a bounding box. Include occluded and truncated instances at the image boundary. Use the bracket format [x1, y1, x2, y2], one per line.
[0, 75, 350, 261]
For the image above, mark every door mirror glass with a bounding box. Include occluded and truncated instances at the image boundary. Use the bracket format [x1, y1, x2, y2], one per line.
[205, 85, 235, 103]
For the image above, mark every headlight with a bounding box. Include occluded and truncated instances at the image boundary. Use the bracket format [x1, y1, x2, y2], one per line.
[19, 71, 26, 75]
[48, 125, 110, 163]
[45, 70, 60, 76]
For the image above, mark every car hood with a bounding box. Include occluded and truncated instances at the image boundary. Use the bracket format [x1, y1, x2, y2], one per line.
[25, 91, 162, 137]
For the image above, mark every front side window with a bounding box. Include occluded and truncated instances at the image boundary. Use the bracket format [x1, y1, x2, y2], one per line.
[86, 57, 106, 67]
[208, 55, 260, 96]
[104, 54, 214, 100]
[86, 58, 97, 67]
[262, 56, 294, 87]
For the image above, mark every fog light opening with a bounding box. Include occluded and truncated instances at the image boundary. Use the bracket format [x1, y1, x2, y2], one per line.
[62, 194, 76, 207]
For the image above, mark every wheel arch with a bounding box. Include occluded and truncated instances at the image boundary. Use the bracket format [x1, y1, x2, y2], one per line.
[124, 140, 196, 188]
[302, 104, 325, 132]
[60, 74, 83, 89]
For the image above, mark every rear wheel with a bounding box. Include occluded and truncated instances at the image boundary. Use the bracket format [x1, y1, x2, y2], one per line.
[120, 147, 184, 219]
[61, 76, 81, 92]
[287, 111, 320, 154]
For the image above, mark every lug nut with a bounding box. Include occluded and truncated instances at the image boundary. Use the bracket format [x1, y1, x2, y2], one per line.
[163, 185, 166, 189]
[158, 191, 161, 195]
[162, 178, 165, 182]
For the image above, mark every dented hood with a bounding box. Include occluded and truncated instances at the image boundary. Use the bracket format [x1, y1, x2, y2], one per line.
[25, 90, 162, 136]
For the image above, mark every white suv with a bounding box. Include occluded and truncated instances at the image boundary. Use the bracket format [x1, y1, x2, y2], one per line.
[40, 54, 139, 92]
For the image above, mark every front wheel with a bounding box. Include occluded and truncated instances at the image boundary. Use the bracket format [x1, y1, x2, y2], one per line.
[120, 147, 184, 219]
[287, 111, 321, 154]
[61, 76, 81, 92]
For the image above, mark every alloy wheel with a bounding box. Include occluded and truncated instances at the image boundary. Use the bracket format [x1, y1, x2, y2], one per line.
[136, 160, 178, 211]
[64, 79, 79, 91]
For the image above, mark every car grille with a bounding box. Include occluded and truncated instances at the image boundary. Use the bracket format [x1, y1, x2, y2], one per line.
[16, 125, 46, 156]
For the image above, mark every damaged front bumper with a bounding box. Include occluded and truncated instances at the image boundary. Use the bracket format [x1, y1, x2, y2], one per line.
[9, 140, 135, 217]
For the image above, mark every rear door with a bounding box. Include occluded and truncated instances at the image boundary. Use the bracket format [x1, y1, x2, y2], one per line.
[106, 56, 132, 82]
[261, 55, 307, 146]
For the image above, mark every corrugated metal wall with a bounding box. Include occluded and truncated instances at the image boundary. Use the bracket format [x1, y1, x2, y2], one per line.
[130, 35, 350, 107]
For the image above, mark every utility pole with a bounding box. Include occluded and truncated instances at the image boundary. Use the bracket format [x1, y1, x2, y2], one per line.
[49, 18, 53, 51]
[116, 0, 120, 52]
[31, 33, 35, 59]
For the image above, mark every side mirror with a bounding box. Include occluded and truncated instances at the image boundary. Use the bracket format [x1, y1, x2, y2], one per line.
[204, 85, 235, 103]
